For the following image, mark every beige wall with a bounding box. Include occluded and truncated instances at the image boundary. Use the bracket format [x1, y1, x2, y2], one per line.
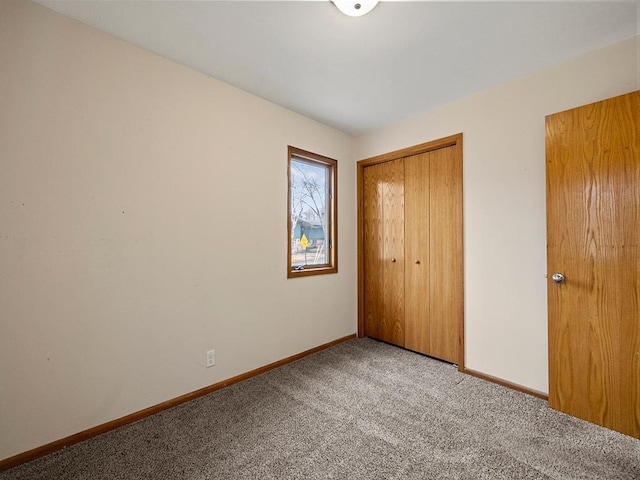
[355, 35, 640, 395]
[0, 1, 356, 461]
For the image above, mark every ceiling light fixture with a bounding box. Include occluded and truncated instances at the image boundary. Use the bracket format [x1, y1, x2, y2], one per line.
[332, 1, 379, 17]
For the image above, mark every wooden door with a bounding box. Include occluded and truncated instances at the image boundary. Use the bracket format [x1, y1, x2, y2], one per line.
[428, 146, 463, 363]
[546, 91, 639, 438]
[404, 146, 463, 362]
[363, 160, 405, 346]
[404, 153, 431, 354]
[363, 162, 384, 340]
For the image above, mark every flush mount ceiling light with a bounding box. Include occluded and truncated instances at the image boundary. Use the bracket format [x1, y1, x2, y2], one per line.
[332, 1, 380, 17]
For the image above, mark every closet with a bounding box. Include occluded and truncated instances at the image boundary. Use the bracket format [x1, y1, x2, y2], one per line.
[358, 135, 463, 365]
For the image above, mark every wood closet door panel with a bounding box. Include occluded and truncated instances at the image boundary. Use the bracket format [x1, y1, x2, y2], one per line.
[429, 146, 463, 364]
[363, 163, 385, 340]
[363, 160, 405, 346]
[404, 153, 430, 354]
[382, 159, 405, 346]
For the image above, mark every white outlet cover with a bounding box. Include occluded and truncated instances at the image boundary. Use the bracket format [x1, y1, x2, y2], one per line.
[206, 349, 215, 368]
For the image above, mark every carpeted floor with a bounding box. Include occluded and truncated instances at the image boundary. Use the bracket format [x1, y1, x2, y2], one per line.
[2, 338, 639, 479]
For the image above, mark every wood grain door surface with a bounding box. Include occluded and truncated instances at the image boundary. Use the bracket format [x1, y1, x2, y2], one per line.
[363, 159, 405, 346]
[428, 146, 463, 363]
[363, 145, 462, 363]
[404, 153, 431, 354]
[546, 90, 639, 438]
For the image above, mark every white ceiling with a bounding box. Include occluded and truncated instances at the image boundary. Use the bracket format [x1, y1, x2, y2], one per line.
[35, 1, 638, 136]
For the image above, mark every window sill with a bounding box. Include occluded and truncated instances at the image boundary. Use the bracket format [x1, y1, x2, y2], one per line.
[287, 266, 338, 278]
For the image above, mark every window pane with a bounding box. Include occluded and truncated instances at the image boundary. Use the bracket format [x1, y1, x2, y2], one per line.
[290, 158, 330, 267]
[287, 146, 337, 278]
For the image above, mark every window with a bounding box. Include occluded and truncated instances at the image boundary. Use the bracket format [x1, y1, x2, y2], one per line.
[287, 146, 338, 278]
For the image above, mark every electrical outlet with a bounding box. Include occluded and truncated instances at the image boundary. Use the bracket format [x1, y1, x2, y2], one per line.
[206, 349, 215, 368]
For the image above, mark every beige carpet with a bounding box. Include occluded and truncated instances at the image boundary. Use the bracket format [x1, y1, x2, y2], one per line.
[2, 338, 639, 479]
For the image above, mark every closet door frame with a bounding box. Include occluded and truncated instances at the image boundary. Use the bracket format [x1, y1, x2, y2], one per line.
[356, 133, 465, 370]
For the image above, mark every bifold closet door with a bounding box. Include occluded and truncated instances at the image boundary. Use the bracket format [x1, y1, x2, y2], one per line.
[363, 160, 405, 346]
[404, 153, 430, 354]
[404, 147, 462, 363]
[428, 146, 463, 364]
[363, 145, 461, 361]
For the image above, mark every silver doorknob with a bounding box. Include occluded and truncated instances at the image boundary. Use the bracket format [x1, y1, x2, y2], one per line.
[551, 273, 565, 284]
